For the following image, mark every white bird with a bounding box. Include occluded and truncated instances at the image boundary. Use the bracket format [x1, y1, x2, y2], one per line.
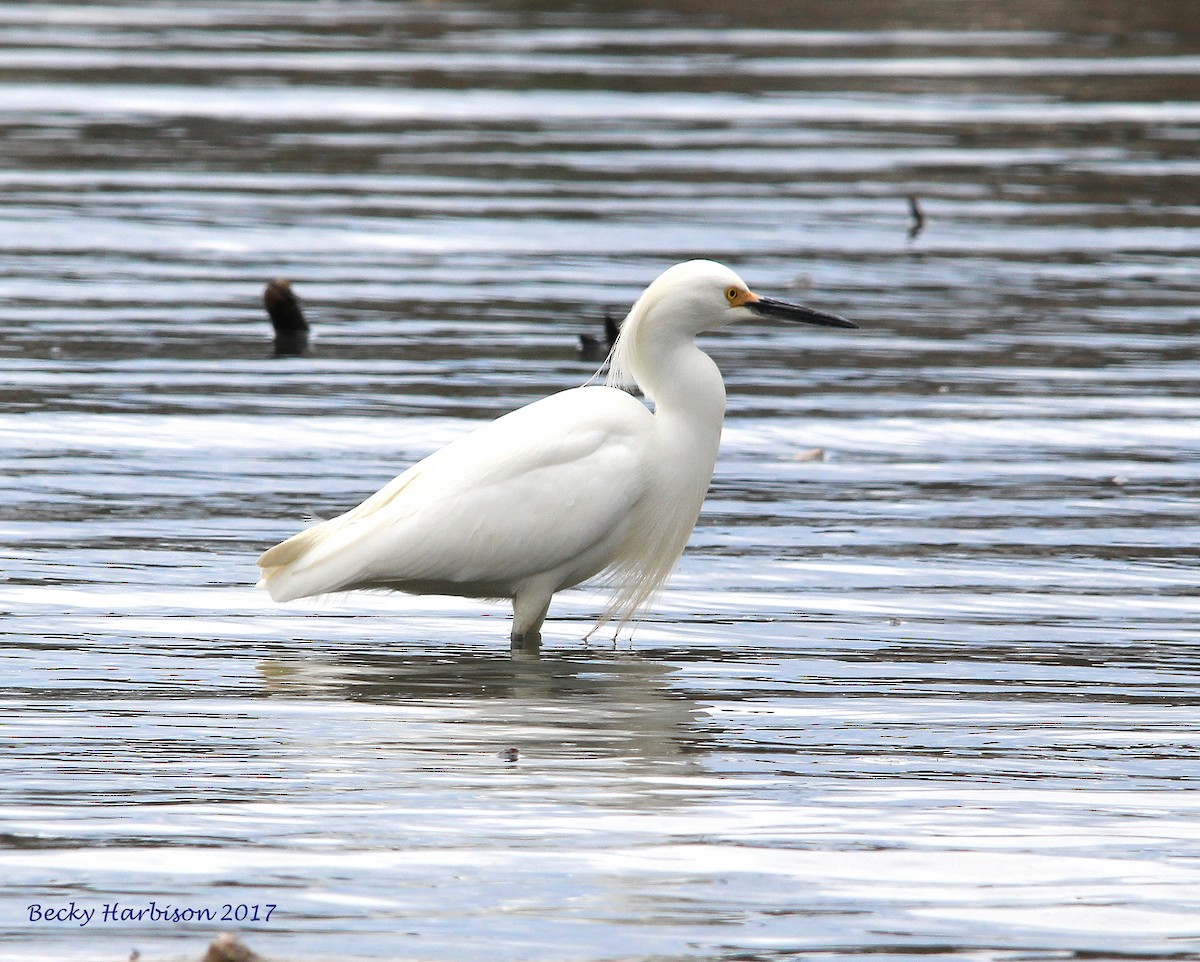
[256, 260, 854, 649]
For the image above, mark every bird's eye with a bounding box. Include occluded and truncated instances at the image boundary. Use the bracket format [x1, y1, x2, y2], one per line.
[725, 287, 739, 302]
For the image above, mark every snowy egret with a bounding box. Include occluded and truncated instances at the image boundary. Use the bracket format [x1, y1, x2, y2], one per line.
[263, 279, 309, 356]
[256, 260, 854, 649]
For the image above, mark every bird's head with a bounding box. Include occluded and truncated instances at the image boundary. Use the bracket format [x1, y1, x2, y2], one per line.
[632, 259, 854, 337]
[605, 260, 855, 394]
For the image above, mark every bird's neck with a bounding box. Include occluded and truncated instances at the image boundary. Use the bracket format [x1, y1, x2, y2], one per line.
[635, 331, 727, 451]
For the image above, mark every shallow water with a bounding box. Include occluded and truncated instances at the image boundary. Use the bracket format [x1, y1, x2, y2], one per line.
[2, 2, 1199, 960]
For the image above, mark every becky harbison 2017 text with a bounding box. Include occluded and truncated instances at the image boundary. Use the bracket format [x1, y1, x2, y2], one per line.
[28, 901, 277, 927]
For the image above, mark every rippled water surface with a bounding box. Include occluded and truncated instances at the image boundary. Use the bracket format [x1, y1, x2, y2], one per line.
[2, 2, 1199, 959]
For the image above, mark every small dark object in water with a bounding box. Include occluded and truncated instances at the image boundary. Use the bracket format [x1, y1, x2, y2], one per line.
[498, 747, 519, 763]
[578, 312, 619, 359]
[203, 933, 264, 962]
[263, 278, 309, 357]
[907, 195, 926, 240]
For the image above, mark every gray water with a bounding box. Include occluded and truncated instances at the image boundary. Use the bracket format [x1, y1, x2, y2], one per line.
[2, 2, 1199, 960]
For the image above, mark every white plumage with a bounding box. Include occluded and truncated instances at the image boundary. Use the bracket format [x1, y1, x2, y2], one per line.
[256, 259, 854, 648]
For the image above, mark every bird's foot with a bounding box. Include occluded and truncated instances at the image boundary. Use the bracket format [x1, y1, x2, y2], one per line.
[509, 628, 542, 658]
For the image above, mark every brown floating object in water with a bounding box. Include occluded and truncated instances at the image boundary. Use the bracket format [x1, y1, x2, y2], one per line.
[263, 278, 309, 357]
[203, 933, 265, 962]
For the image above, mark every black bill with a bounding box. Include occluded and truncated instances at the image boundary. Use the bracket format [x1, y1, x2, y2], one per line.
[748, 296, 857, 329]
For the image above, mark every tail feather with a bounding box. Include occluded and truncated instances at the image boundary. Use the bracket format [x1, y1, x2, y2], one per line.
[257, 526, 323, 570]
[256, 520, 359, 602]
[256, 461, 431, 604]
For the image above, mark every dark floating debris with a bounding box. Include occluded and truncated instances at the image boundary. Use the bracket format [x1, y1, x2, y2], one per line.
[263, 278, 309, 357]
[498, 747, 520, 763]
[907, 195, 926, 241]
[578, 312, 619, 360]
[203, 933, 264, 962]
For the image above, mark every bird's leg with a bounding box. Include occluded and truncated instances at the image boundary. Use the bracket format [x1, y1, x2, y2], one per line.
[510, 590, 552, 653]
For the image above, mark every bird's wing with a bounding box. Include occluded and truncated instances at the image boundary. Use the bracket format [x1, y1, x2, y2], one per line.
[258, 386, 655, 599]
